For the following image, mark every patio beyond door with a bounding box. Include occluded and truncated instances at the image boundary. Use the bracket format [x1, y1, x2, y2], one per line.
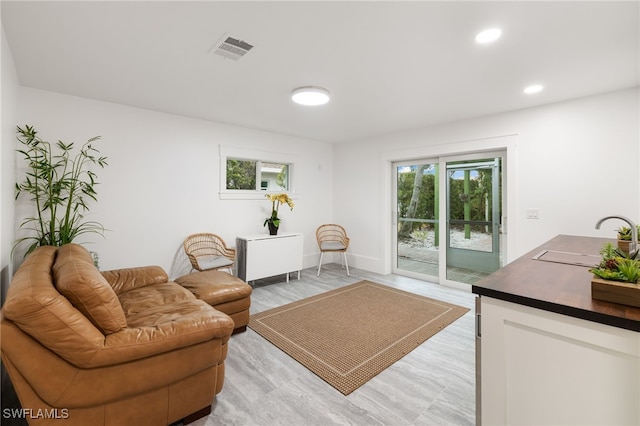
[393, 153, 504, 286]
[445, 158, 501, 283]
[395, 162, 440, 279]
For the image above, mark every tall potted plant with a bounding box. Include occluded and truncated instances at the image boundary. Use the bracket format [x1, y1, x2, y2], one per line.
[14, 125, 108, 256]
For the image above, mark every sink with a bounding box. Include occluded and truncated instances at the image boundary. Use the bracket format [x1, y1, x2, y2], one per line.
[532, 250, 601, 267]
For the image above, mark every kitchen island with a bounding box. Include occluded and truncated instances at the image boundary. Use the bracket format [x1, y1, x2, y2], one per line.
[473, 235, 640, 426]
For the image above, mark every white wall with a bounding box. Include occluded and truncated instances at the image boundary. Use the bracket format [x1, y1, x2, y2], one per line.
[8, 77, 639, 280]
[15, 88, 334, 278]
[335, 87, 640, 274]
[1, 23, 19, 303]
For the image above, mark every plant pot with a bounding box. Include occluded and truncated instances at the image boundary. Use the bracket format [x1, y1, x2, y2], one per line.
[591, 276, 640, 308]
[268, 222, 279, 236]
[617, 239, 631, 255]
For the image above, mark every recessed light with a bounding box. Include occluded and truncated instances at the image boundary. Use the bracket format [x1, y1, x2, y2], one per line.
[291, 86, 330, 106]
[475, 28, 502, 44]
[523, 84, 544, 95]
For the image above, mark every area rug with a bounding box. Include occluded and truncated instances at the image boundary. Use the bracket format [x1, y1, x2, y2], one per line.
[248, 280, 469, 395]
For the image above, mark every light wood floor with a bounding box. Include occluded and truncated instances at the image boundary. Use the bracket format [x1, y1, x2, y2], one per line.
[193, 263, 477, 426]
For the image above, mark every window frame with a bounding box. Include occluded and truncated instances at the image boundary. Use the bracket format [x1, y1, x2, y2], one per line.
[219, 145, 297, 200]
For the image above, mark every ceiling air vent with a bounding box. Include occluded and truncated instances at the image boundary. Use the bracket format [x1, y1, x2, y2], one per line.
[211, 34, 253, 60]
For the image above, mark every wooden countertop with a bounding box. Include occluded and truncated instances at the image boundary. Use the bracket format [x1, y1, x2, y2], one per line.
[472, 234, 640, 332]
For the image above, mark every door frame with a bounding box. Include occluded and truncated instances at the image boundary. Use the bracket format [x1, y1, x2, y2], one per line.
[383, 134, 517, 290]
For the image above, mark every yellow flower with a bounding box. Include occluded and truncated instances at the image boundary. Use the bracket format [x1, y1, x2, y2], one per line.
[264, 193, 293, 228]
[266, 193, 294, 211]
[278, 194, 294, 209]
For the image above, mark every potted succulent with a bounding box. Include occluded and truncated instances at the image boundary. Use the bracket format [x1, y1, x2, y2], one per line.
[589, 242, 640, 307]
[616, 225, 640, 255]
[14, 125, 108, 256]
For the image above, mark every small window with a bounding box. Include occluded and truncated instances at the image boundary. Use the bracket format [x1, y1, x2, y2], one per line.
[226, 159, 289, 191]
[219, 146, 296, 200]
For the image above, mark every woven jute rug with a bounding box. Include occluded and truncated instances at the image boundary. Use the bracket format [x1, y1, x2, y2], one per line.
[248, 280, 469, 395]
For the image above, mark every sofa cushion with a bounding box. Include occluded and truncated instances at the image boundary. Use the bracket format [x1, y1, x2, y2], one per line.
[117, 282, 195, 319]
[54, 244, 127, 334]
[101, 265, 169, 295]
[175, 270, 252, 306]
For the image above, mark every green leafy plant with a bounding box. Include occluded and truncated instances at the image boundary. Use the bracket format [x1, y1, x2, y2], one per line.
[590, 243, 640, 284]
[14, 125, 108, 256]
[599, 242, 618, 260]
[617, 225, 640, 241]
[616, 258, 640, 283]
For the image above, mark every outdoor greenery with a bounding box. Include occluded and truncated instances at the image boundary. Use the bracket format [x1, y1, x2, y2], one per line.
[226, 159, 289, 191]
[275, 166, 287, 190]
[226, 159, 257, 190]
[397, 162, 499, 241]
[14, 125, 108, 256]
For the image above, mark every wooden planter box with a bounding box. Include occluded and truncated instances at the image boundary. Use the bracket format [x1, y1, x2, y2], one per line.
[591, 277, 640, 308]
[617, 239, 631, 255]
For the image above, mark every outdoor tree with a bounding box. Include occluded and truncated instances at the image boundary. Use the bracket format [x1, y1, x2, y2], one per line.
[226, 159, 256, 189]
[397, 165, 437, 239]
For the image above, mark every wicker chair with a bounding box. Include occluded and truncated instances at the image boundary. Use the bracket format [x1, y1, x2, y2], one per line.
[316, 224, 350, 276]
[183, 233, 236, 274]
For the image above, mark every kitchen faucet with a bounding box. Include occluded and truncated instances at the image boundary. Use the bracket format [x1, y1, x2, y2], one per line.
[595, 215, 638, 257]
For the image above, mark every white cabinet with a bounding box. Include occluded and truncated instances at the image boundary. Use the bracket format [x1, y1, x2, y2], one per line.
[236, 233, 303, 282]
[478, 297, 640, 426]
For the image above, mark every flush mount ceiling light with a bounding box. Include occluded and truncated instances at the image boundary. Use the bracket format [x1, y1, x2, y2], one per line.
[291, 86, 330, 106]
[475, 28, 502, 44]
[523, 84, 544, 94]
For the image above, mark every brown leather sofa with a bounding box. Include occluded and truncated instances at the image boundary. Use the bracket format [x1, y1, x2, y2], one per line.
[1, 244, 235, 425]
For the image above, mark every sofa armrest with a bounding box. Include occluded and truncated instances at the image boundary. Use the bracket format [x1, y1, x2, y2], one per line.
[102, 265, 169, 294]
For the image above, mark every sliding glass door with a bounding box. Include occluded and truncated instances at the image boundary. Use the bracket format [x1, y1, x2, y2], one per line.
[394, 162, 440, 280]
[393, 152, 504, 286]
[445, 158, 502, 283]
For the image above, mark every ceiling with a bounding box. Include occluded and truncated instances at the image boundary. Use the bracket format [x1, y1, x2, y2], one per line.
[2, 1, 638, 143]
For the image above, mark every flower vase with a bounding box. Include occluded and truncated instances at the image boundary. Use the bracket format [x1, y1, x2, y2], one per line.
[268, 222, 279, 236]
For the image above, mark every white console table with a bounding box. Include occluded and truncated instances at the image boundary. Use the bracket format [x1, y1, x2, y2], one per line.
[236, 233, 303, 283]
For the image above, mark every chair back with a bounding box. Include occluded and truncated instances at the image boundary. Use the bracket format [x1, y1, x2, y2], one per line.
[183, 233, 235, 271]
[316, 224, 350, 252]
